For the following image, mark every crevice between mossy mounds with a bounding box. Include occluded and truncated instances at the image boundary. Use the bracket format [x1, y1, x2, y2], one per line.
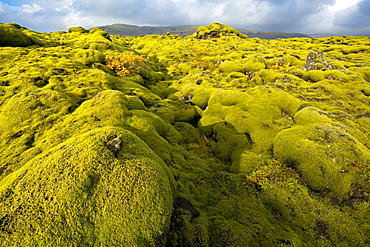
[330, 186, 369, 208]
[314, 220, 329, 240]
[356, 112, 370, 119]
[172, 197, 200, 219]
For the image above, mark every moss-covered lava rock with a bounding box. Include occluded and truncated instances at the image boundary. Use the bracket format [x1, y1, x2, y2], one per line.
[0, 23, 32, 47]
[1, 22, 370, 246]
[0, 127, 173, 246]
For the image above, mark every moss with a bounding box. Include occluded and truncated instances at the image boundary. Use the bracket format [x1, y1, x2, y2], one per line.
[1, 24, 370, 246]
[302, 70, 326, 82]
[74, 49, 105, 66]
[34, 90, 130, 151]
[174, 122, 200, 144]
[193, 23, 248, 39]
[126, 87, 162, 107]
[178, 63, 192, 74]
[0, 23, 32, 47]
[125, 110, 174, 164]
[324, 70, 350, 82]
[89, 27, 111, 40]
[167, 213, 210, 247]
[0, 89, 75, 134]
[258, 69, 284, 84]
[243, 56, 266, 72]
[293, 107, 331, 125]
[362, 87, 370, 97]
[200, 87, 303, 157]
[211, 122, 251, 162]
[273, 107, 370, 200]
[150, 100, 196, 124]
[126, 95, 146, 110]
[263, 184, 368, 246]
[230, 150, 266, 173]
[68, 26, 88, 33]
[226, 72, 248, 82]
[218, 61, 244, 74]
[0, 127, 173, 246]
[180, 84, 218, 109]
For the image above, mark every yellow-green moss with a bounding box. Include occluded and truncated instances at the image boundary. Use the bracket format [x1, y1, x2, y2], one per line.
[243, 56, 266, 72]
[68, 26, 88, 33]
[1, 24, 370, 247]
[0, 127, 173, 246]
[218, 61, 244, 74]
[274, 107, 370, 200]
[0, 23, 32, 47]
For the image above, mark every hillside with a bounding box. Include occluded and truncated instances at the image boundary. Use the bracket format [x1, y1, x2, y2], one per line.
[0, 22, 370, 246]
[100, 23, 310, 39]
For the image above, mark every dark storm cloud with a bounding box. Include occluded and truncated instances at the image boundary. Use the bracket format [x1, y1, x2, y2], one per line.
[0, 0, 367, 35]
[334, 0, 370, 34]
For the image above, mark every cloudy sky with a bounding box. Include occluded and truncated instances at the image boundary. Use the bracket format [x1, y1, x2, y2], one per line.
[0, 0, 369, 35]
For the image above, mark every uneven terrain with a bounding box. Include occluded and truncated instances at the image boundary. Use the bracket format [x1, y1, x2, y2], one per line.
[0, 22, 370, 246]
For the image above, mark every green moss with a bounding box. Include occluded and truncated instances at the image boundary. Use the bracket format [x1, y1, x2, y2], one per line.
[211, 122, 251, 162]
[226, 72, 248, 82]
[302, 70, 326, 82]
[218, 61, 244, 74]
[0, 89, 75, 134]
[193, 23, 248, 39]
[273, 107, 370, 200]
[324, 70, 350, 82]
[68, 26, 88, 33]
[74, 49, 105, 66]
[262, 184, 368, 246]
[230, 150, 266, 173]
[174, 122, 200, 144]
[180, 84, 218, 109]
[126, 95, 146, 110]
[200, 87, 303, 158]
[35, 90, 130, 151]
[1, 24, 370, 247]
[0, 127, 173, 246]
[150, 100, 196, 124]
[258, 69, 284, 84]
[125, 110, 174, 164]
[362, 87, 370, 96]
[0, 23, 32, 47]
[89, 27, 111, 41]
[178, 63, 192, 74]
[243, 56, 266, 72]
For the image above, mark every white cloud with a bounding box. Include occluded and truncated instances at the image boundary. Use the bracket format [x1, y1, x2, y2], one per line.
[20, 3, 42, 14]
[331, 0, 362, 11]
[0, 0, 368, 35]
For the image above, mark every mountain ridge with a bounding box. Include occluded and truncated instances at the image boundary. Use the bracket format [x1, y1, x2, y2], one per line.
[99, 23, 311, 39]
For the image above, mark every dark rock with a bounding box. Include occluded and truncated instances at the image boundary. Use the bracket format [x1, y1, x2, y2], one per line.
[304, 52, 318, 71]
[173, 197, 200, 218]
[106, 139, 122, 156]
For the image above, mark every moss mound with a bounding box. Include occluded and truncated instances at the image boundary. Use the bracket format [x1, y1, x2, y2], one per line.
[193, 23, 248, 39]
[0, 23, 32, 47]
[273, 107, 370, 200]
[0, 127, 173, 246]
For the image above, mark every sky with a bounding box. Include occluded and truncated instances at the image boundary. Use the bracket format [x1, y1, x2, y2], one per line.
[0, 0, 369, 35]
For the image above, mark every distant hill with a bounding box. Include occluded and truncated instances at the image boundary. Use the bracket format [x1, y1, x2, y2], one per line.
[99, 24, 310, 39]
